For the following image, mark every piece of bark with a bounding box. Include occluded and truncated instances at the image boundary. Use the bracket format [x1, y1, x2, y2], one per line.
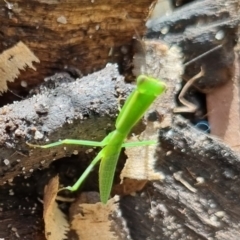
[69, 193, 131, 240]
[0, 41, 40, 94]
[0, 64, 133, 184]
[1, 1, 240, 239]
[147, 0, 240, 149]
[207, 52, 240, 152]
[0, 0, 154, 92]
[112, 39, 183, 198]
[119, 2, 240, 238]
[146, 0, 239, 93]
[120, 115, 240, 240]
[43, 176, 69, 240]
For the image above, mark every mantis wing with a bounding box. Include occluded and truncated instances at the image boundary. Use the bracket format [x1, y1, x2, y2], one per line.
[99, 144, 122, 203]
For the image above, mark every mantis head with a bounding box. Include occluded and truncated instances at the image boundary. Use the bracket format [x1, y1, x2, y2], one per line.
[136, 75, 166, 97]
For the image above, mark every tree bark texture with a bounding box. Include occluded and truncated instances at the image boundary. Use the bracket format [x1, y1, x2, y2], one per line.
[1, 0, 240, 239]
[0, 0, 153, 92]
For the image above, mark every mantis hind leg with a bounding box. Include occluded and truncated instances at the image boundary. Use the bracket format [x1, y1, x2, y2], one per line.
[58, 133, 112, 192]
[59, 149, 104, 192]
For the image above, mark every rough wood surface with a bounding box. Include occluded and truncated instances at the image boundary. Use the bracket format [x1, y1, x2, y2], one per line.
[0, 64, 134, 239]
[207, 52, 240, 152]
[147, 0, 239, 93]
[1, 0, 240, 239]
[0, 64, 133, 184]
[120, 1, 240, 239]
[121, 116, 240, 240]
[0, 0, 154, 92]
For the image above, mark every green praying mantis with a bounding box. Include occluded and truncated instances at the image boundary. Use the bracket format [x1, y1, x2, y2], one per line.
[28, 75, 166, 203]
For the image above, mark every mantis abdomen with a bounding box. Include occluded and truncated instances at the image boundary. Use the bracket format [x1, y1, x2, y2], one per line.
[99, 130, 125, 203]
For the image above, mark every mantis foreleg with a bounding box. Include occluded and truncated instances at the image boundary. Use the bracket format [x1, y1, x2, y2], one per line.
[27, 139, 157, 149]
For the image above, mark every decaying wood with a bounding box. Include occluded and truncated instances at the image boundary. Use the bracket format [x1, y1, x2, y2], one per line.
[43, 176, 69, 240]
[207, 51, 240, 152]
[146, 0, 240, 153]
[0, 38, 183, 239]
[0, 64, 134, 239]
[147, 0, 239, 92]
[119, 1, 240, 240]
[120, 116, 240, 240]
[0, 0, 154, 92]
[69, 193, 131, 240]
[0, 41, 40, 94]
[0, 64, 133, 184]
[0, 0, 180, 239]
[1, 0, 240, 239]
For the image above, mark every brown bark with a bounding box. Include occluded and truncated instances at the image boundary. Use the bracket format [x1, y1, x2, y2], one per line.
[120, 1, 240, 240]
[121, 116, 240, 240]
[0, 64, 133, 240]
[0, 0, 153, 92]
[147, 0, 239, 93]
[0, 64, 132, 184]
[1, 0, 240, 239]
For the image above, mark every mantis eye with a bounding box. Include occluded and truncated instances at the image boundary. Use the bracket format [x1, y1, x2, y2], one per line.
[137, 75, 166, 96]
